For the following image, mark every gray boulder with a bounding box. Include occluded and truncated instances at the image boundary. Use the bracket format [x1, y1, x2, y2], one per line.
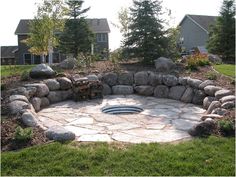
[178, 77, 189, 86]
[134, 71, 149, 85]
[134, 86, 154, 96]
[9, 95, 29, 103]
[154, 85, 169, 98]
[192, 89, 206, 105]
[208, 54, 222, 64]
[59, 58, 77, 69]
[87, 75, 99, 81]
[40, 97, 50, 109]
[215, 89, 233, 100]
[203, 96, 216, 109]
[220, 95, 235, 103]
[112, 85, 134, 95]
[45, 126, 75, 142]
[162, 75, 178, 86]
[169, 86, 186, 100]
[25, 83, 49, 98]
[57, 77, 72, 90]
[221, 101, 235, 109]
[207, 101, 221, 114]
[9, 87, 29, 98]
[199, 80, 214, 90]
[30, 64, 55, 79]
[44, 79, 60, 91]
[30, 97, 41, 112]
[154, 57, 176, 72]
[102, 84, 112, 95]
[204, 85, 222, 96]
[8, 100, 30, 115]
[181, 87, 194, 103]
[211, 108, 228, 116]
[47, 90, 73, 103]
[188, 120, 217, 137]
[21, 110, 39, 127]
[102, 73, 118, 86]
[118, 72, 134, 85]
[148, 72, 162, 86]
[187, 78, 202, 89]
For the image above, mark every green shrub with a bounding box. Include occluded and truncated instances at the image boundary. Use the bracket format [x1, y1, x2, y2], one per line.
[20, 71, 31, 81]
[218, 120, 235, 136]
[186, 54, 210, 70]
[14, 126, 33, 142]
[205, 71, 217, 80]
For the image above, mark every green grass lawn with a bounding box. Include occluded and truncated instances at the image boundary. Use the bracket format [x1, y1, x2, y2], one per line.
[1, 136, 235, 176]
[1, 65, 35, 77]
[214, 64, 235, 77]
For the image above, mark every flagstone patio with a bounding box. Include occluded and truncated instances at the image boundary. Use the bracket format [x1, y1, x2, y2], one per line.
[37, 95, 206, 143]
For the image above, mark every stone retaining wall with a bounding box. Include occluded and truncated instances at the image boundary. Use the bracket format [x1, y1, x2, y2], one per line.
[7, 71, 235, 141]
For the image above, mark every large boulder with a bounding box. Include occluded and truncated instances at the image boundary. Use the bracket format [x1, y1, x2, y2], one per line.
[8, 100, 30, 115]
[57, 77, 72, 90]
[134, 71, 149, 85]
[178, 77, 189, 86]
[204, 85, 222, 96]
[9, 87, 32, 98]
[203, 96, 216, 109]
[59, 58, 77, 69]
[188, 120, 217, 137]
[21, 110, 39, 127]
[148, 72, 162, 86]
[154, 57, 176, 72]
[45, 126, 75, 142]
[30, 97, 41, 112]
[169, 86, 186, 100]
[211, 108, 228, 116]
[192, 89, 206, 105]
[40, 97, 50, 109]
[118, 72, 134, 85]
[220, 95, 235, 103]
[181, 87, 194, 103]
[112, 85, 134, 95]
[30, 64, 55, 79]
[215, 89, 233, 100]
[25, 83, 49, 98]
[102, 73, 118, 86]
[44, 79, 60, 91]
[87, 75, 99, 81]
[162, 75, 178, 86]
[208, 54, 222, 64]
[134, 86, 154, 96]
[47, 90, 73, 103]
[207, 101, 221, 114]
[187, 78, 202, 89]
[9, 95, 29, 103]
[102, 84, 112, 95]
[154, 85, 169, 98]
[221, 101, 235, 109]
[199, 80, 214, 90]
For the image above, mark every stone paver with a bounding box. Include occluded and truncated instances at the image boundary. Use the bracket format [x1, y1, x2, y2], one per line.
[37, 95, 206, 143]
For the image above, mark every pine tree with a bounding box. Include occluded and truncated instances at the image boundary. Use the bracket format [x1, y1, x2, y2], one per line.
[59, 0, 94, 58]
[207, 0, 235, 62]
[124, 0, 168, 64]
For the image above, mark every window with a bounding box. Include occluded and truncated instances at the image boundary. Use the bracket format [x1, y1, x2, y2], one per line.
[24, 53, 32, 64]
[96, 33, 107, 42]
[33, 55, 41, 64]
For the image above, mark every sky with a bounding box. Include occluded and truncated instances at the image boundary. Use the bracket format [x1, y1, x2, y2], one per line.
[0, 0, 223, 51]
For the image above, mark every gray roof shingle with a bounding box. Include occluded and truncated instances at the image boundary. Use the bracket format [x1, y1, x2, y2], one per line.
[1, 46, 18, 59]
[15, 18, 110, 35]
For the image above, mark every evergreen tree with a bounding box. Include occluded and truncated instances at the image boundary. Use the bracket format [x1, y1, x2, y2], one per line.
[124, 0, 168, 64]
[207, 0, 235, 62]
[59, 0, 94, 58]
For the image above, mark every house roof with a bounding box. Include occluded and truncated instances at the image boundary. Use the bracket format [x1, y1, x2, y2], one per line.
[15, 18, 110, 35]
[1, 46, 18, 59]
[179, 14, 218, 33]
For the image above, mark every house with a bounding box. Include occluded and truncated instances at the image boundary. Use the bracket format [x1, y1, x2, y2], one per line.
[179, 14, 217, 52]
[15, 18, 110, 65]
[1, 46, 18, 65]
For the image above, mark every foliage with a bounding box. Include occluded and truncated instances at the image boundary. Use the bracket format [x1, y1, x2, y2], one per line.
[213, 64, 235, 77]
[23, 0, 67, 64]
[109, 49, 123, 66]
[118, 7, 130, 40]
[1, 136, 235, 176]
[14, 126, 33, 143]
[20, 71, 31, 81]
[205, 71, 218, 80]
[1, 65, 35, 78]
[207, 0, 235, 62]
[186, 54, 210, 70]
[59, 0, 94, 58]
[77, 53, 98, 67]
[218, 120, 235, 136]
[165, 27, 181, 59]
[123, 0, 168, 64]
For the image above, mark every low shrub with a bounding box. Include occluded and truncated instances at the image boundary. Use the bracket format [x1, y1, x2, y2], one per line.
[205, 71, 217, 80]
[14, 126, 33, 143]
[218, 120, 235, 136]
[186, 54, 210, 70]
[20, 71, 31, 81]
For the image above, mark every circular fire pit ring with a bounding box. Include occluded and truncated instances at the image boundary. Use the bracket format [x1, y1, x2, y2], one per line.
[102, 105, 144, 114]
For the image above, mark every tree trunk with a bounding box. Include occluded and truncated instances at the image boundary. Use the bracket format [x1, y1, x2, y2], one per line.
[41, 54, 45, 63]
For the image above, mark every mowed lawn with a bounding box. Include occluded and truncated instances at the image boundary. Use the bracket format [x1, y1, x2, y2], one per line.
[1, 136, 235, 176]
[1, 65, 35, 77]
[214, 64, 235, 77]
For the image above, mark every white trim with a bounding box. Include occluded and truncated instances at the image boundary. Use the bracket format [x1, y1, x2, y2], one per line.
[186, 15, 209, 34]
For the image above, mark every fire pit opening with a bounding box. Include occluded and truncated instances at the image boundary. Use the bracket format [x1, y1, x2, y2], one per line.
[102, 105, 143, 114]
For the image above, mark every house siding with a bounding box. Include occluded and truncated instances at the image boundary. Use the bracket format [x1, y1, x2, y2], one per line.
[17, 35, 30, 65]
[180, 17, 209, 51]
